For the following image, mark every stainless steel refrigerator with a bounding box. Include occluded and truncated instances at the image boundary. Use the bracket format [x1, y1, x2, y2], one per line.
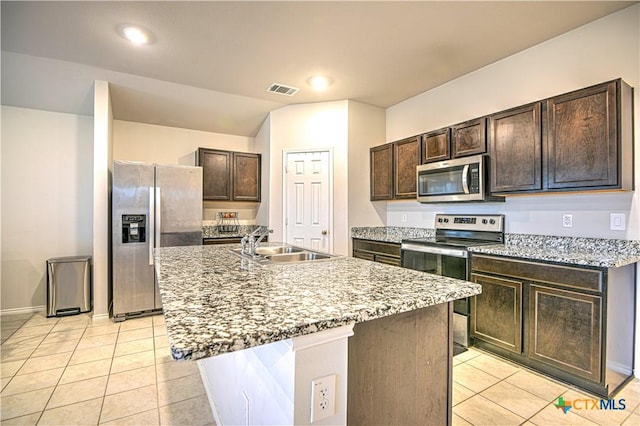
[112, 161, 202, 321]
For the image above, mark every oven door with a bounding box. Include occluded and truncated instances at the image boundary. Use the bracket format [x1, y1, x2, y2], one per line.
[401, 243, 470, 347]
[401, 245, 469, 313]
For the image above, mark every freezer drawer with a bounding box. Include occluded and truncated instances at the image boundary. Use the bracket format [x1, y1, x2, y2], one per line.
[46, 256, 92, 317]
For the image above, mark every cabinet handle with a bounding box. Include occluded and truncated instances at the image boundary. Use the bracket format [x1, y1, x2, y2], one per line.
[322, 230, 328, 235]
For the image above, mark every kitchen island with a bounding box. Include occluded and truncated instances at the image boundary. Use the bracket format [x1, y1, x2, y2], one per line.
[154, 243, 481, 425]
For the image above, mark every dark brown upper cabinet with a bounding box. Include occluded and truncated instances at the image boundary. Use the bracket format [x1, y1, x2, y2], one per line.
[232, 152, 261, 201]
[545, 79, 632, 191]
[422, 128, 451, 163]
[198, 148, 231, 201]
[370, 143, 394, 200]
[394, 136, 421, 199]
[489, 103, 542, 193]
[197, 148, 261, 202]
[452, 117, 487, 158]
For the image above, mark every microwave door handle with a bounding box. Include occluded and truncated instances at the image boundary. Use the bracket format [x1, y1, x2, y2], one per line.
[461, 165, 470, 194]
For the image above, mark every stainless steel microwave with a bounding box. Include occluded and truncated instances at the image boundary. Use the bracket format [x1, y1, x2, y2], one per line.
[416, 154, 504, 203]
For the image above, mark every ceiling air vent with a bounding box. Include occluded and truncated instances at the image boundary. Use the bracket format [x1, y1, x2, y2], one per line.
[267, 83, 299, 96]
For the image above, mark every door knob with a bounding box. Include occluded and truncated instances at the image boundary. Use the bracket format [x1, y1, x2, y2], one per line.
[321, 230, 328, 235]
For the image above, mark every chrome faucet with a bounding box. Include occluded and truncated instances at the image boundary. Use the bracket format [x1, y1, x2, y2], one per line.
[241, 226, 273, 256]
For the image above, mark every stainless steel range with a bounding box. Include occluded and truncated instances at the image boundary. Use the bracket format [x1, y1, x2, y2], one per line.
[401, 214, 504, 350]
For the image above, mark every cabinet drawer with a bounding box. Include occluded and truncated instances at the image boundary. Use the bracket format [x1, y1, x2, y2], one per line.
[203, 238, 242, 245]
[376, 255, 402, 267]
[352, 239, 401, 258]
[353, 250, 375, 261]
[471, 255, 602, 292]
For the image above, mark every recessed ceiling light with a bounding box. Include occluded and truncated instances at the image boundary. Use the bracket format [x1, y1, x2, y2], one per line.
[308, 75, 332, 91]
[118, 24, 152, 45]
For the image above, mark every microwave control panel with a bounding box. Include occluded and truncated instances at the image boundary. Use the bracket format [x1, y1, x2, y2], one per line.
[468, 163, 480, 193]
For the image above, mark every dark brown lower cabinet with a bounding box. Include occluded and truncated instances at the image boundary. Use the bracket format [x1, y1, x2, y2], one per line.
[528, 284, 601, 382]
[352, 239, 401, 266]
[470, 254, 635, 397]
[470, 273, 522, 354]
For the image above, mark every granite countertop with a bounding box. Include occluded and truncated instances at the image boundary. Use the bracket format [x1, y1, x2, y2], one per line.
[154, 243, 481, 361]
[202, 225, 261, 239]
[351, 226, 434, 243]
[351, 227, 640, 268]
[469, 235, 640, 268]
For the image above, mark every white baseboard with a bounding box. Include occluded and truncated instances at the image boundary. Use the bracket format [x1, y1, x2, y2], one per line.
[91, 312, 110, 321]
[0, 305, 45, 317]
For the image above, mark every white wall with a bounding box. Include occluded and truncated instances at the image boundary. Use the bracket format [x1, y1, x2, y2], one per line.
[1, 106, 93, 313]
[347, 101, 386, 251]
[254, 117, 271, 227]
[112, 120, 260, 225]
[267, 101, 350, 255]
[385, 4, 640, 241]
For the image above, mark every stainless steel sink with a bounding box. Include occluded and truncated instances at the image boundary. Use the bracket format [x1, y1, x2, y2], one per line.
[264, 252, 332, 262]
[254, 246, 304, 255]
[229, 243, 340, 265]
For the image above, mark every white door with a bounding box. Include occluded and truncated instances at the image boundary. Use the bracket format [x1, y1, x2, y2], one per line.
[284, 151, 332, 252]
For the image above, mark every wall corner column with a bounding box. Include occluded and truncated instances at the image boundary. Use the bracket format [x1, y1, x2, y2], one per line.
[93, 80, 113, 317]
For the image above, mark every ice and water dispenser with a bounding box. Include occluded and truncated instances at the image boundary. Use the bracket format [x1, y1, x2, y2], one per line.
[122, 214, 146, 243]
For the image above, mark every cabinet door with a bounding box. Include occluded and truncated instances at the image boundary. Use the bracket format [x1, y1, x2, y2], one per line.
[422, 128, 450, 163]
[546, 81, 618, 189]
[232, 152, 261, 201]
[394, 136, 421, 199]
[489, 103, 542, 193]
[452, 118, 486, 158]
[370, 144, 394, 200]
[198, 148, 231, 201]
[470, 273, 523, 354]
[528, 284, 602, 382]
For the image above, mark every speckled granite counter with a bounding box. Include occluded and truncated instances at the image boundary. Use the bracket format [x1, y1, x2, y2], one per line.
[154, 243, 481, 361]
[469, 234, 640, 268]
[351, 226, 434, 243]
[202, 225, 262, 239]
[351, 227, 640, 268]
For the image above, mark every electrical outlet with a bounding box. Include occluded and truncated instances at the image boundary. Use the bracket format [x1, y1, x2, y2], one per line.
[562, 214, 573, 228]
[610, 213, 626, 231]
[401, 213, 408, 223]
[310, 374, 336, 423]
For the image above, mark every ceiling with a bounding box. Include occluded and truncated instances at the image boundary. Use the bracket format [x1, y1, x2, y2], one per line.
[1, 1, 636, 137]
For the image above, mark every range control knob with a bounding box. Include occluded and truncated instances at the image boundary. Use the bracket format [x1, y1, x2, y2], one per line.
[444, 218, 449, 223]
[482, 219, 488, 224]
[490, 219, 496, 225]
[437, 218, 443, 223]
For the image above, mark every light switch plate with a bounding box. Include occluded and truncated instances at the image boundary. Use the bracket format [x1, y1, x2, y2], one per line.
[610, 213, 626, 231]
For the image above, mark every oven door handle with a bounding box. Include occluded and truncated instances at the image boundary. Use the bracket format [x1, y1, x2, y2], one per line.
[461, 164, 470, 194]
[401, 242, 468, 258]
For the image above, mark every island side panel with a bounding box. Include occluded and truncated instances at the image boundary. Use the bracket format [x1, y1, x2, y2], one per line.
[347, 302, 453, 425]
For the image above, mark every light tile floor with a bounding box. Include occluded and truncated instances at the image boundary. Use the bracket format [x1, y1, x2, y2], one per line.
[1, 312, 214, 425]
[1, 312, 639, 425]
[452, 348, 640, 426]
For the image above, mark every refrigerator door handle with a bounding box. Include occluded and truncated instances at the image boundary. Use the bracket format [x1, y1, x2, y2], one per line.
[149, 186, 155, 266]
[155, 187, 162, 252]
